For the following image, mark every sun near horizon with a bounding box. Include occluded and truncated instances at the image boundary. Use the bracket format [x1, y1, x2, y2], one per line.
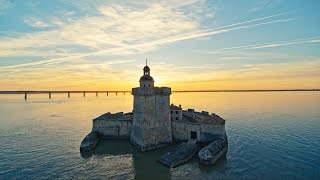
[0, 0, 319, 91]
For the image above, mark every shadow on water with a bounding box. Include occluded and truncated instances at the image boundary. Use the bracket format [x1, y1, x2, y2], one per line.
[80, 139, 228, 179]
[80, 139, 135, 158]
[169, 150, 228, 179]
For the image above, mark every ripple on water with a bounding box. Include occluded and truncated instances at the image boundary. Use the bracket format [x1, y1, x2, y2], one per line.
[1, 92, 320, 179]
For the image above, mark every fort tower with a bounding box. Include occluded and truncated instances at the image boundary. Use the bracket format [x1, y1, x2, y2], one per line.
[130, 60, 172, 151]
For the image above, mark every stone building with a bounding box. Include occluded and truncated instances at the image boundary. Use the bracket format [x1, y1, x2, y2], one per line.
[171, 109, 225, 143]
[81, 62, 228, 166]
[85, 62, 226, 151]
[170, 104, 182, 121]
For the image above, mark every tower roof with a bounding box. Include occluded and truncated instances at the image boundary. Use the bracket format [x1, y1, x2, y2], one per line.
[143, 65, 150, 72]
[140, 75, 154, 81]
[140, 59, 154, 82]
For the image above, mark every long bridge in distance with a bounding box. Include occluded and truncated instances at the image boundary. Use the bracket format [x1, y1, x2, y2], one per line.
[0, 89, 319, 100]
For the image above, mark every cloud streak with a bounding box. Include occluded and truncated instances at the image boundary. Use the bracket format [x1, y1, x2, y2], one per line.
[1, 0, 319, 90]
[23, 17, 53, 28]
[205, 37, 320, 54]
[168, 60, 320, 86]
[249, 0, 283, 12]
[0, 10, 292, 71]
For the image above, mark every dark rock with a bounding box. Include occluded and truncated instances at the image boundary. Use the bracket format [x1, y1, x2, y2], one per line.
[159, 142, 200, 168]
[80, 132, 100, 152]
[198, 138, 228, 165]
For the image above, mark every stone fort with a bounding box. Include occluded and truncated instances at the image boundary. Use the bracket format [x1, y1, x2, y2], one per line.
[81, 61, 227, 166]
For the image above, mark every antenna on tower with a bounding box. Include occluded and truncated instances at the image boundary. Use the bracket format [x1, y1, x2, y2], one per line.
[146, 59, 147, 66]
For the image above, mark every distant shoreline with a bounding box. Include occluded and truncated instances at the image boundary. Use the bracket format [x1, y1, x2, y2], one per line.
[0, 89, 319, 94]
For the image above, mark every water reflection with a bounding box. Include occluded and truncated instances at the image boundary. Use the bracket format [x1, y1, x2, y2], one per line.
[80, 139, 228, 179]
[0, 92, 319, 179]
[80, 139, 170, 179]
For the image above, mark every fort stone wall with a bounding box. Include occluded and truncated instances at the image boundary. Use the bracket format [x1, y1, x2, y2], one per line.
[171, 121, 226, 143]
[200, 123, 226, 143]
[92, 119, 132, 138]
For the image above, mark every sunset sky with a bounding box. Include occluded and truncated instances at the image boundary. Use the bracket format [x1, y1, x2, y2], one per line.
[0, 0, 319, 90]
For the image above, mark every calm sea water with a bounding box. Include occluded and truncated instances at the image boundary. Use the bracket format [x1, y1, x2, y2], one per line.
[0, 92, 319, 179]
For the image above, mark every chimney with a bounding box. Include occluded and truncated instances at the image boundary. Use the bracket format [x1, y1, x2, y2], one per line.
[187, 109, 194, 113]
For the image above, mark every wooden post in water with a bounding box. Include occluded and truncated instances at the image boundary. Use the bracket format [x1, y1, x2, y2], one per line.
[83, 92, 86, 98]
[49, 92, 51, 99]
[24, 92, 27, 100]
[96, 92, 98, 97]
[68, 92, 70, 98]
[107, 92, 108, 96]
[124, 91, 125, 95]
[116, 92, 117, 96]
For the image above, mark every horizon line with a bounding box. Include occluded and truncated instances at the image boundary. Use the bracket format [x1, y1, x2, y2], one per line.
[0, 89, 319, 94]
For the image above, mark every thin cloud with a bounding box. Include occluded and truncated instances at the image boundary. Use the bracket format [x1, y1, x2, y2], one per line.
[0, 3, 201, 59]
[206, 37, 320, 54]
[0, 12, 292, 71]
[170, 60, 320, 84]
[24, 17, 53, 28]
[249, 0, 283, 12]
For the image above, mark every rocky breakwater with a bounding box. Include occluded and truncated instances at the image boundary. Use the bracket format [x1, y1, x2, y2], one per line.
[198, 137, 228, 165]
[159, 140, 200, 168]
[80, 132, 100, 152]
